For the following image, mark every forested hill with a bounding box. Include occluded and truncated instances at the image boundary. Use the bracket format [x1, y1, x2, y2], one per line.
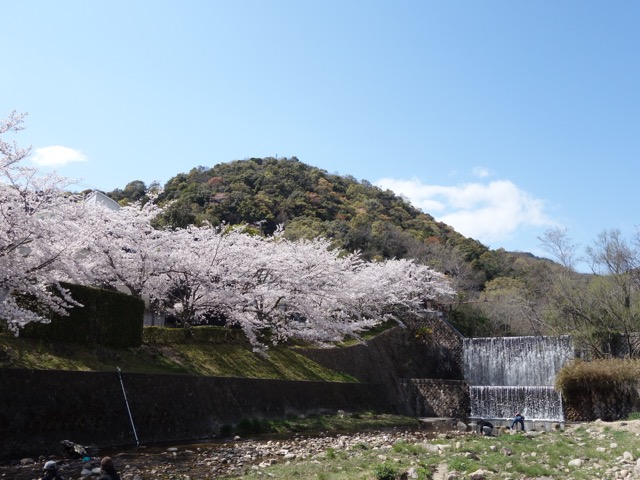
[106, 156, 562, 337]
[106, 157, 634, 348]
[109, 156, 488, 264]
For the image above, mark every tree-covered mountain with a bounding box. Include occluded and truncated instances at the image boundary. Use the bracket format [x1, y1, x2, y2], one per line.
[105, 157, 640, 355]
[106, 157, 561, 337]
[113, 157, 486, 263]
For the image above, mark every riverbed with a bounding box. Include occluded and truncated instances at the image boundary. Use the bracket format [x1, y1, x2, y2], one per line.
[0, 428, 437, 479]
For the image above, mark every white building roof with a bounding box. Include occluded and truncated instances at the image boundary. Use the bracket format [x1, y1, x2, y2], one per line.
[84, 190, 121, 211]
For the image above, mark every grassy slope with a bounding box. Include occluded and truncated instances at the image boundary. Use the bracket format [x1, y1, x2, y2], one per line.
[0, 329, 357, 382]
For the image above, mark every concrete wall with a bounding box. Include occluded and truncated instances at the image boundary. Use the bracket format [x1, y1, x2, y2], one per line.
[0, 369, 390, 460]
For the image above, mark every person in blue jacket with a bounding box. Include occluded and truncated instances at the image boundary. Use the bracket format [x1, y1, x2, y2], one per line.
[511, 412, 525, 431]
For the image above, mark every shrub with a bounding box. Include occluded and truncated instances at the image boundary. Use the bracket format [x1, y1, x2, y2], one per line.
[373, 461, 399, 480]
[555, 358, 640, 393]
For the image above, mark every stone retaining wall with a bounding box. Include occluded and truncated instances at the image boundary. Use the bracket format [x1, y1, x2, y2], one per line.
[0, 369, 390, 460]
[562, 383, 639, 422]
[400, 379, 469, 418]
[298, 322, 464, 415]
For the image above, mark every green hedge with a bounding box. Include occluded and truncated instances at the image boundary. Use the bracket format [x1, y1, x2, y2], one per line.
[20, 283, 144, 348]
[143, 325, 246, 345]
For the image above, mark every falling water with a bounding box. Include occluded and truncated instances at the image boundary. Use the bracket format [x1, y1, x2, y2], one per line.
[469, 386, 564, 421]
[463, 336, 574, 386]
[463, 336, 573, 422]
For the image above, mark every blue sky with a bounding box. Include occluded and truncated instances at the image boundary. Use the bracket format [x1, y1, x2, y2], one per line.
[2, 1, 639, 262]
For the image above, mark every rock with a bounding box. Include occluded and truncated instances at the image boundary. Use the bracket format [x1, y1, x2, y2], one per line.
[0, 346, 16, 365]
[568, 458, 584, 467]
[421, 443, 442, 453]
[501, 448, 513, 456]
[469, 469, 488, 479]
[405, 466, 420, 479]
[454, 421, 468, 432]
[60, 439, 88, 457]
[20, 458, 35, 465]
[624, 451, 634, 461]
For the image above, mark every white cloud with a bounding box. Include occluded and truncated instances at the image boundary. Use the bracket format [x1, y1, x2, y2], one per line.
[32, 146, 87, 167]
[375, 177, 555, 245]
[472, 166, 490, 178]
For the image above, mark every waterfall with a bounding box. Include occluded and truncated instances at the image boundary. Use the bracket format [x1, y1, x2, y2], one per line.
[464, 336, 574, 386]
[469, 386, 564, 421]
[463, 336, 573, 422]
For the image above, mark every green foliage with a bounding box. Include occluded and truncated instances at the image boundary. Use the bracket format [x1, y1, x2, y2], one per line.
[391, 440, 425, 455]
[20, 283, 144, 348]
[237, 417, 269, 435]
[372, 461, 399, 480]
[143, 157, 487, 265]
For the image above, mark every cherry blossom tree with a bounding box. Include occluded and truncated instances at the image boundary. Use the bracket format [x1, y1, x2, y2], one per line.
[0, 111, 456, 345]
[218, 234, 364, 346]
[151, 224, 240, 327]
[219, 233, 455, 348]
[0, 112, 87, 333]
[72, 197, 170, 302]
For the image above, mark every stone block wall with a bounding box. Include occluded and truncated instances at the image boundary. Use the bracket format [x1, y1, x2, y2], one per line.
[416, 314, 464, 380]
[0, 369, 390, 460]
[298, 321, 464, 415]
[562, 383, 639, 422]
[400, 379, 469, 418]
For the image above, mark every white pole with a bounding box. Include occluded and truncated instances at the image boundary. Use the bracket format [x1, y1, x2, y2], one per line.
[117, 367, 140, 447]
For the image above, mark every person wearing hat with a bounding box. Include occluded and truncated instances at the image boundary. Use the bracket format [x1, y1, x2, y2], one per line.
[40, 460, 64, 480]
[98, 456, 121, 480]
